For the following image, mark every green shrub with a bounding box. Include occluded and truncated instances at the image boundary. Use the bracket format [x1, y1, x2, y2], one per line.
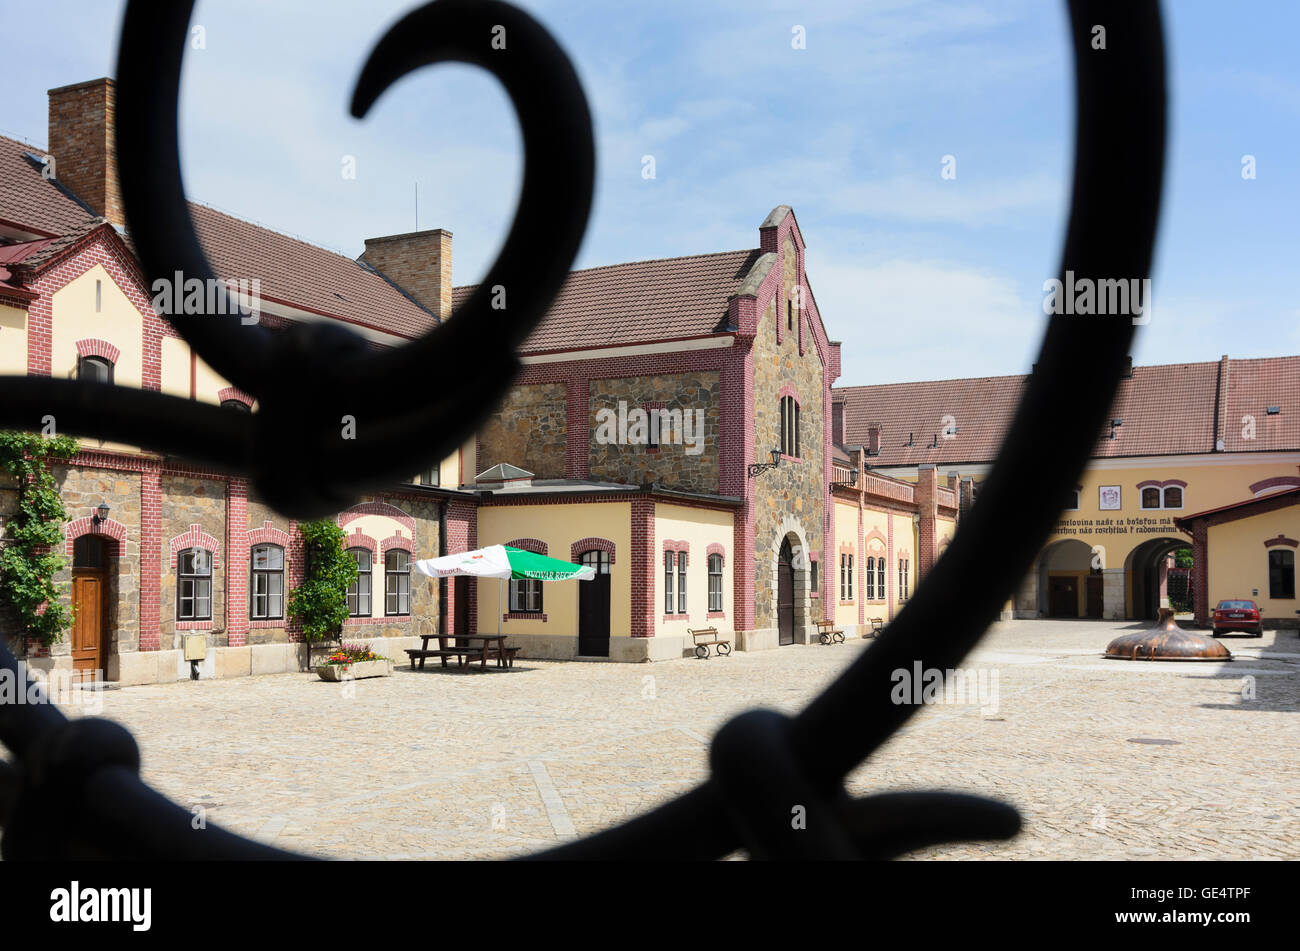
[286, 518, 357, 643]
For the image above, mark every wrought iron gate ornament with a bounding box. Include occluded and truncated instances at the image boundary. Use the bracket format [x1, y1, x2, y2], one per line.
[0, 0, 1165, 860]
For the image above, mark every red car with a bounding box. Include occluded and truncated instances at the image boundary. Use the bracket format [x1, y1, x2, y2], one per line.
[1212, 600, 1263, 636]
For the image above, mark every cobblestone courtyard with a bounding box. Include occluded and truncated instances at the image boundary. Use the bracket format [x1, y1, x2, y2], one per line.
[64, 620, 1299, 860]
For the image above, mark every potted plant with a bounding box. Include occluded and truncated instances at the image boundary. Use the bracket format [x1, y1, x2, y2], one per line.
[315, 642, 393, 681]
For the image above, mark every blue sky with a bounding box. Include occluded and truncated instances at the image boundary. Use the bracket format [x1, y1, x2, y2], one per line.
[4, 0, 1298, 384]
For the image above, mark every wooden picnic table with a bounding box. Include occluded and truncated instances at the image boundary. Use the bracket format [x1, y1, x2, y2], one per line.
[406, 633, 510, 671]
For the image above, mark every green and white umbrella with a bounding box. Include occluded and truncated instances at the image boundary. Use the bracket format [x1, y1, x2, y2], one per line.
[412, 544, 594, 635]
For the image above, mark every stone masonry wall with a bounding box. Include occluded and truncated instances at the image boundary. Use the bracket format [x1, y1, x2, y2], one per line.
[587, 372, 721, 491]
[751, 236, 826, 630]
[52, 465, 142, 656]
[477, 382, 568, 478]
[160, 474, 227, 649]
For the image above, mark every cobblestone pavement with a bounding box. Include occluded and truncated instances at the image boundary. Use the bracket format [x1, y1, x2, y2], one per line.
[59, 620, 1299, 860]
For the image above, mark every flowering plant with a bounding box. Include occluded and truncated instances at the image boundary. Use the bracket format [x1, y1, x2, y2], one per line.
[318, 642, 390, 667]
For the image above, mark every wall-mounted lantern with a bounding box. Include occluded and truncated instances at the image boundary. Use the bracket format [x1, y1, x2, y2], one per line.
[748, 446, 781, 478]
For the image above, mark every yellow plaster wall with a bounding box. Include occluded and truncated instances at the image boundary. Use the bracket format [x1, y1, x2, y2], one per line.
[0, 303, 27, 375]
[1207, 505, 1300, 619]
[832, 498, 860, 627]
[477, 501, 632, 637]
[160, 336, 190, 399]
[341, 513, 413, 620]
[655, 503, 734, 636]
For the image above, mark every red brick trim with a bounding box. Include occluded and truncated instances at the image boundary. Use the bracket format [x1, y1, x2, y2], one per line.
[176, 620, 214, 631]
[1249, 476, 1300, 495]
[74, 337, 121, 364]
[663, 538, 689, 552]
[64, 515, 127, 552]
[864, 527, 886, 550]
[249, 619, 286, 630]
[226, 477, 249, 647]
[1137, 478, 1188, 489]
[344, 530, 378, 562]
[506, 537, 547, 555]
[217, 386, 255, 408]
[504, 612, 547, 622]
[338, 501, 416, 536]
[248, 520, 291, 548]
[380, 531, 412, 556]
[706, 542, 725, 560]
[777, 383, 803, 406]
[632, 497, 656, 637]
[342, 616, 394, 627]
[571, 537, 616, 564]
[663, 614, 691, 622]
[706, 611, 726, 619]
[1264, 535, 1299, 548]
[169, 524, 222, 569]
[140, 464, 162, 650]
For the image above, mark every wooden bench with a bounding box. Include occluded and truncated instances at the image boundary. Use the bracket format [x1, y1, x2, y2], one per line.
[498, 646, 523, 669]
[688, 627, 732, 659]
[866, 617, 885, 638]
[816, 620, 845, 644]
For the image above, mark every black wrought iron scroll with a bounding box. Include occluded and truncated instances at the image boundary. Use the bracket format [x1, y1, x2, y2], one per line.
[0, 0, 1165, 860]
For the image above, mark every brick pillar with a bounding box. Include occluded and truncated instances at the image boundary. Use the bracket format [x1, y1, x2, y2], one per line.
[631, 497, 656, 637]
[444, 497, 477, 634]
[565, 374, 588, 479]
[225, 478, 249, 647]
[916, 464, 938, 580]
[139, 463, 161, 651]
[286, 519, 303, 642]
[1191, 523, 1210, 627]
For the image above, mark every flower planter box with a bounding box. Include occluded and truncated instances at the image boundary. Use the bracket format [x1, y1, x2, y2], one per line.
[315, 659, 392, 681]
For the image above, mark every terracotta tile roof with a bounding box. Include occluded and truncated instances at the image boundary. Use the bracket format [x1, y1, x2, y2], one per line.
[834, 357, 1299, 467]
[0, 133, 98, 236]
[1220, 355, 1300, 453]
[187, 202, 437, 337]
[452, 249, 760, 353]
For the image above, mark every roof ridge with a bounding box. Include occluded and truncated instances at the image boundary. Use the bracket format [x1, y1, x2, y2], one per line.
[452, 248, 757, 291]
[0, 130, 47, 153]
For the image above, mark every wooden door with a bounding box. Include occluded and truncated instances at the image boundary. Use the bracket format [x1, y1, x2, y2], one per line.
[1048, 576, 1078, 618]
[578, 550, 611, 657]
[1086, 575, 1104, 618]
[778, 539, 795, 645]
[70, 571, 106, 679]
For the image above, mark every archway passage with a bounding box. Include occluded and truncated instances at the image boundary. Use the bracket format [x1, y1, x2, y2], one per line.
[1126, 536, 1191, 620]
[777, 538, 795, 646]
[1037, 539, 1096, 618]
[70, 534, 111, 679]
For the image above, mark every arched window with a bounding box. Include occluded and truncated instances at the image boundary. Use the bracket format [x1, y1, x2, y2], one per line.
[177, 547, 213, 621]
[385, 549, 411, 616]
[1140, 487, 1161, 509]
[77, 355, 113, 384]
[840, 553, 853, 601]
[779, 396, 800, 458]
[222, 399, 251, 412]
[249, 544, 284, 620]
[865, 556, 876, 600]
[346, 548, 372, 617]
[876, 558, 885, 600]
[663, 551, 675, 614]
[581, 549, 611, 574]
[898, 558, 910, 602]
[1270, 550, 1295, 600]
[1162, 486, 1183, 508]
[73, 534, 107, 569]
[707, 553, 723, 612]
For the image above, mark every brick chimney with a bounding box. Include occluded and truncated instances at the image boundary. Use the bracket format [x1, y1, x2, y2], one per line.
[47, 78, 124, 227]
[867, 425, 881, 456]
[359, 229, 453, 320]
[915, 464, 938, 581]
